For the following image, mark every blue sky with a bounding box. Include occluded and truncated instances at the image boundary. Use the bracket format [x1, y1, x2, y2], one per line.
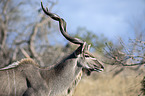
[48, 0, 145, 42]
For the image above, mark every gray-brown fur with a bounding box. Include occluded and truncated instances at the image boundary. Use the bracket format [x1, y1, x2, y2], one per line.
[0, 2, 104, 96]
[0, 58, 49, 96]
[0, 45, 104, 96]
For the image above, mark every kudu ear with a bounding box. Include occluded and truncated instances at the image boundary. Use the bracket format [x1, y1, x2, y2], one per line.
[81, 42, 87, 52]
[87, 44, 91, 51]
[81, 42, 91, 52]
[75, 42, 87, 55]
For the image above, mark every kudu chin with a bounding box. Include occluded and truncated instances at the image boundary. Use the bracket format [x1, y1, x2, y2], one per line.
[0, 1, 104, 96]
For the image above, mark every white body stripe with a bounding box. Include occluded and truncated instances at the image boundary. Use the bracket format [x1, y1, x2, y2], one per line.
[0, 61, 20, 70]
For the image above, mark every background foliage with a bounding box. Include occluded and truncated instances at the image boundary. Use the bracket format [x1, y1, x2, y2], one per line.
[0, 0, 144, 95]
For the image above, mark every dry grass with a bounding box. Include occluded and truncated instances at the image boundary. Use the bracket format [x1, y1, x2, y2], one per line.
[73, 68, 143, 96]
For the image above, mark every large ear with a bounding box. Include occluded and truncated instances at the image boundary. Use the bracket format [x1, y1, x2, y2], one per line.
[75, 42, 87, 55]
[87, 44, 91, 51]
[81, 42, 87, 52]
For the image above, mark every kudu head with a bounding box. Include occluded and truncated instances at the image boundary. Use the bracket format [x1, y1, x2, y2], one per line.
[41, 2, 104, 75]
[74, 42, 104, 75]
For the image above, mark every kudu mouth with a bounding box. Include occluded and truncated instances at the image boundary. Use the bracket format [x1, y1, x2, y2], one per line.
[83, 66, 104, 76]
[89, 64, 104, 72]
[86, 63, 104, 75]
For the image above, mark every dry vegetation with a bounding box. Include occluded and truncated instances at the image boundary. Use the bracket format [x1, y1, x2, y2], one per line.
[0, 1, 144, 96]
[73, 66, 143, 96]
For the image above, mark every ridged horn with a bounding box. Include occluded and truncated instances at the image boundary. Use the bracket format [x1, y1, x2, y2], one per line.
[41, 1, 84, 45]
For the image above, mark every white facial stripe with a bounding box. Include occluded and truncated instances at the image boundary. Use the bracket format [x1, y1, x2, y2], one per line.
[85, 57, 97, 60]
[84, 53, 96, 60]
[90, 57, 97, 60]
[85, 64, 90, 69]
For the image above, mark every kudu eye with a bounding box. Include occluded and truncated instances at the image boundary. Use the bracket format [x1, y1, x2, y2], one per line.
[84, 54, 90, 57]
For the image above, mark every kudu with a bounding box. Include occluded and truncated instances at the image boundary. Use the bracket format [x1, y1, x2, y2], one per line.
[0, 2, 104, 96]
